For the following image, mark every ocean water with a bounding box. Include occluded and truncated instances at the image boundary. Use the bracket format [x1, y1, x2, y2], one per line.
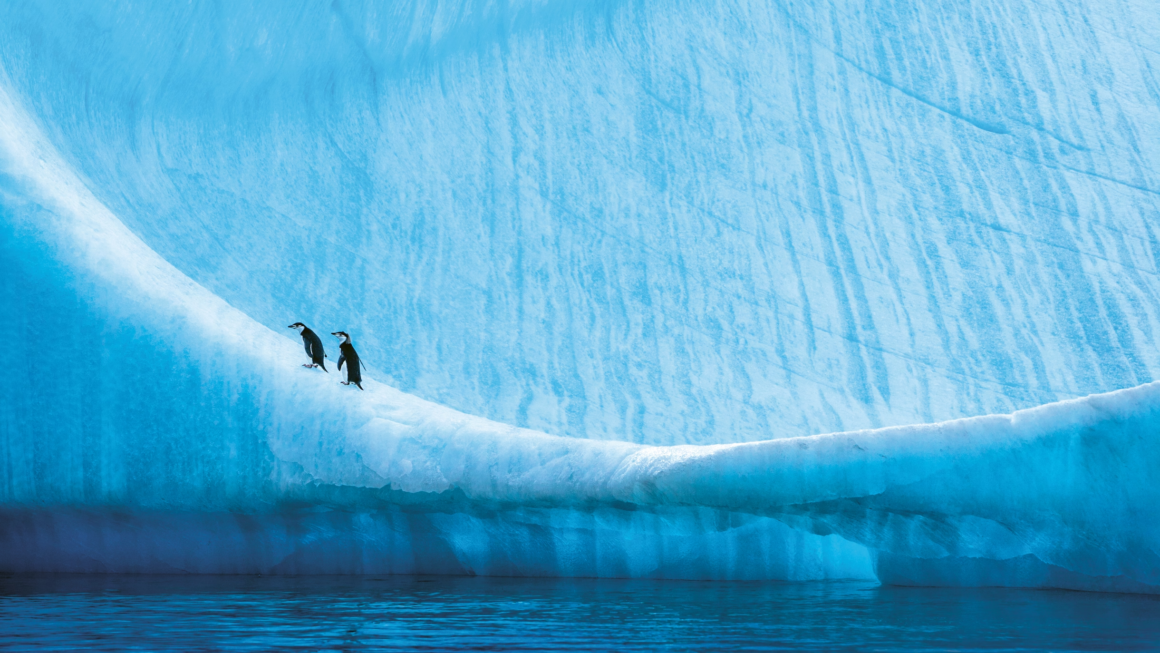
[1, 575, 1158, 652]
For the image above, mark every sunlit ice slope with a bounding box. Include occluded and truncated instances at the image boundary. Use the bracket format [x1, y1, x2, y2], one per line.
[2, 0, 1159, 445]
[3, 71, 1160, 591]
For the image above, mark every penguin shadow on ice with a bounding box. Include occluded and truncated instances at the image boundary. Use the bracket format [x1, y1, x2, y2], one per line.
[288, 322, 328, 371]
[331, 331, 363, 390]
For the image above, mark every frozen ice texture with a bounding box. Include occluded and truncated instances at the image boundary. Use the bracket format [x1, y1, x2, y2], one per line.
[1, 0, 1158, 590]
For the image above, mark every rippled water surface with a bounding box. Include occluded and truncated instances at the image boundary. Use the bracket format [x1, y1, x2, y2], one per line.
[1, 575, 1158, 651]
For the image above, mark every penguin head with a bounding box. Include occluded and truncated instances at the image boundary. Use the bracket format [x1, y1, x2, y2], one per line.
[288, 322, 306, 333]
[331, 331, 351, 343]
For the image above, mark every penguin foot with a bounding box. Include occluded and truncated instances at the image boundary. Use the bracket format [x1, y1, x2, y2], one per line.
[341, 381, 350, 385]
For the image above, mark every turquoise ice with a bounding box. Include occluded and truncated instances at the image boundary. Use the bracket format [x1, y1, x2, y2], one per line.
[1, 0, 1158, 590]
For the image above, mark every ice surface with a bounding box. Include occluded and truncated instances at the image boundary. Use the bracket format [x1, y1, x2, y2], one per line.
[2, 0, 1159, 590]
[3, 0, 1160, 444]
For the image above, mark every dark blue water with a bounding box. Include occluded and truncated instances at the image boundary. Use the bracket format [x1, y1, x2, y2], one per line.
[1, 575, 1158, 651]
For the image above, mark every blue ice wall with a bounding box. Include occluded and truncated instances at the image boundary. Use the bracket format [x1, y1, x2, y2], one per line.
[2, 0, 1160, 590]
[2, 0, 1158, 444]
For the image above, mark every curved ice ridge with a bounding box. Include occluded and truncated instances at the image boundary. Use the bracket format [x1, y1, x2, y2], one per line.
[2, 76, 1159, 591]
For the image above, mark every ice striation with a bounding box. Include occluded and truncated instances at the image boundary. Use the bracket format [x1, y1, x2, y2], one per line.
[1, 0, 1160, 591]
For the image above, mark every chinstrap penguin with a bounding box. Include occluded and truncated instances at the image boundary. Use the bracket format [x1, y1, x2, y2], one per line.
[332, 331, 363, 390]
[288, 322, 328, 371]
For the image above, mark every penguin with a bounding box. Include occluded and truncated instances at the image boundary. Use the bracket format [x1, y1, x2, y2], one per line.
[331, 331, 363, 390]
[288, 322, 328, 371]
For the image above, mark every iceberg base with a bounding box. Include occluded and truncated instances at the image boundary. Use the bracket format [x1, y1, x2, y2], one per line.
[0, 505, 875, 580]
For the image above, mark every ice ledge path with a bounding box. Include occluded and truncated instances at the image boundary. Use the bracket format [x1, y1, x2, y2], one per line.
[2, 74, 1159, 592]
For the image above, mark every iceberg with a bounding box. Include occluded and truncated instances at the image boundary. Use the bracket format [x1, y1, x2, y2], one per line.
[1, 0, 1158, 591]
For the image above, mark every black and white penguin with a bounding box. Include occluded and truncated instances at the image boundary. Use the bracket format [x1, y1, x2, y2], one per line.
[288, 322, 328, 371]
[331, 331, 363, 390]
